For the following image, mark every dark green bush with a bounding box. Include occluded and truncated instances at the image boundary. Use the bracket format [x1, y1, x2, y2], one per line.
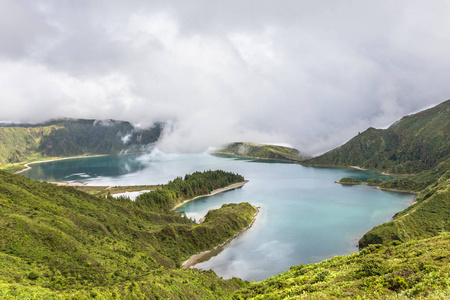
[338, 177, 361, 184]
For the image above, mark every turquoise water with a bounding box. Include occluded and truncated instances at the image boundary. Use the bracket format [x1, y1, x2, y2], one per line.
[21, 152, 414, 281]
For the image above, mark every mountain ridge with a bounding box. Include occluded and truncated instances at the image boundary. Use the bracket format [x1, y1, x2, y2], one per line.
[304, 100, 450, 174]
[0, 118, 163, 170]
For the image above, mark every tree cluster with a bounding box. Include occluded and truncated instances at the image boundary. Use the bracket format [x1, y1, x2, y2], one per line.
[135, 170, 245, 212]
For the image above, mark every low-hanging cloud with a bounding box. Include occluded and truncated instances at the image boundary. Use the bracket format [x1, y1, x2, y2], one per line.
[1, 0, 450, 155]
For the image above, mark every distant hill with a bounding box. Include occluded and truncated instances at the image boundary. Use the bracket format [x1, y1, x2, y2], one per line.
[213, 142, 311, 163]
[0, 118, 163, 166]
[305, 100, 450, 174]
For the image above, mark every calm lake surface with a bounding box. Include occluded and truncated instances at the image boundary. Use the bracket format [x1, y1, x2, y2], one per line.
[22, 151, 414, 281]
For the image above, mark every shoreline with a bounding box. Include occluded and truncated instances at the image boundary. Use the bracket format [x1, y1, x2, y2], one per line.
[171, 180, 249, 211]
[182, 205, 260, 269]
[14, 154, 109, 174]
[336, 180, 418, 195]
[376, 186, 418, 201]
[349, 165, 367, 171]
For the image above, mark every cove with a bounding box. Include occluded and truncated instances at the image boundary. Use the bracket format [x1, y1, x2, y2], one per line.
[21, 152, 414, 281]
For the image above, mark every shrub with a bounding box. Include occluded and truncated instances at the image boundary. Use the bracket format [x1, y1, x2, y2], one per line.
[27, 271, 39, 280]
[366, 178, 383, 185]
[388, 276, 409, 291]
[338, 177, 361, 184]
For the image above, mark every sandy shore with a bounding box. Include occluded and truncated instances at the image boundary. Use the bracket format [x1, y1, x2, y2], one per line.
[15, 154, 108, 174]
[50, 182, 93, 186]
[349, 165, 367, 171]
[171, 180, 249, 211]
[350, 165, 397, 176]
[182, 205, 260, 269]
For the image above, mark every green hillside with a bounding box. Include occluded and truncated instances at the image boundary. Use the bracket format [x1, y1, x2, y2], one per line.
[213, 142, 310, 163]
[0, 118, 163, 169]
[359, 157, 450, 248]
[0, 169, 255, 299]
[305, 100, 450, 174]
[0, 125, 61, 165]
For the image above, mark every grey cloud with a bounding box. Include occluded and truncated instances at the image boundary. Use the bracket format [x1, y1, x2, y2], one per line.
[0, 0, 56, 58]
[1, 1, 449, 154]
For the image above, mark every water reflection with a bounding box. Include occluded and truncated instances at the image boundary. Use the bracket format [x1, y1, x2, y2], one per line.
[22, 154, 146, 182]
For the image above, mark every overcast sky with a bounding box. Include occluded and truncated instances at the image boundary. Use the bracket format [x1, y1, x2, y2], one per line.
[1, 0, 449, 154]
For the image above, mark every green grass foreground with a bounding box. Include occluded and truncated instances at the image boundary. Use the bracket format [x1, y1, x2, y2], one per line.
[0, 169, 255, 299]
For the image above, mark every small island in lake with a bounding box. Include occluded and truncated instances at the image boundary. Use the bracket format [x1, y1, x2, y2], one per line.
[212, 142, 311, 163]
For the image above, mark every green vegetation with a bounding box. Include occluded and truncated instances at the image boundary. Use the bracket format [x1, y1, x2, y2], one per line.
[0, 169, 255, 298]
[135, 170, 245, 212]
[233, 233, 450, 299]
[338, 177, 362, 184]
[39, 119, 162, 157]
[305, 100, 450, 174]
[0, 118, 162, 170]
[213, 142, 310, 163]
[336, 177, 383, 185]
[360, 159, 449, 248]
[0, 125, 61, 166]
[366, 178, 383, 185]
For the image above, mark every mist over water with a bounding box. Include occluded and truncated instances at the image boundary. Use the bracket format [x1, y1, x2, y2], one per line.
[21, 151, 414, 281]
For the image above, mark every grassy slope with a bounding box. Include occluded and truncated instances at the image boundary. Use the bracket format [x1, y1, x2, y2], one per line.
[0, 170, 255, 299]
[0, 125, 61, 165]
[305, 100, 450, 174]
[214, 142, 310, 162]
[234, 234, 450, 299]
[359, 157, 450, 248]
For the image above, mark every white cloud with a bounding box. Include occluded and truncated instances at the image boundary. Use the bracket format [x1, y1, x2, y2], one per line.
[1, 0, 449, 155]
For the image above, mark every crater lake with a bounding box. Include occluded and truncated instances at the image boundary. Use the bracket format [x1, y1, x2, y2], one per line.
[21, 151, 414, 281]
